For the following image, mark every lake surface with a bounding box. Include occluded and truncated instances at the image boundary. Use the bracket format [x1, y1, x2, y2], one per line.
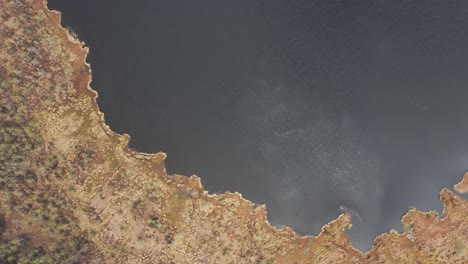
[49, 0, 468, 251]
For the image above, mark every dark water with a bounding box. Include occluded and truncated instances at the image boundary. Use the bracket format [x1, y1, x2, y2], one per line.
[49, 0, 468, 251]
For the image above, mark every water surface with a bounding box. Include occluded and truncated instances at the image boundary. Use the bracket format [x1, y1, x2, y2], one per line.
[49, 0, 468, 250]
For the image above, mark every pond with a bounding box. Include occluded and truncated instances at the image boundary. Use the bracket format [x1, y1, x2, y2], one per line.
[49, 0, 468, 251]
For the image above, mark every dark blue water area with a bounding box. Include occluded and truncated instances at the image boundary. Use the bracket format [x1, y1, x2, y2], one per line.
[49, 0, 468, 251]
